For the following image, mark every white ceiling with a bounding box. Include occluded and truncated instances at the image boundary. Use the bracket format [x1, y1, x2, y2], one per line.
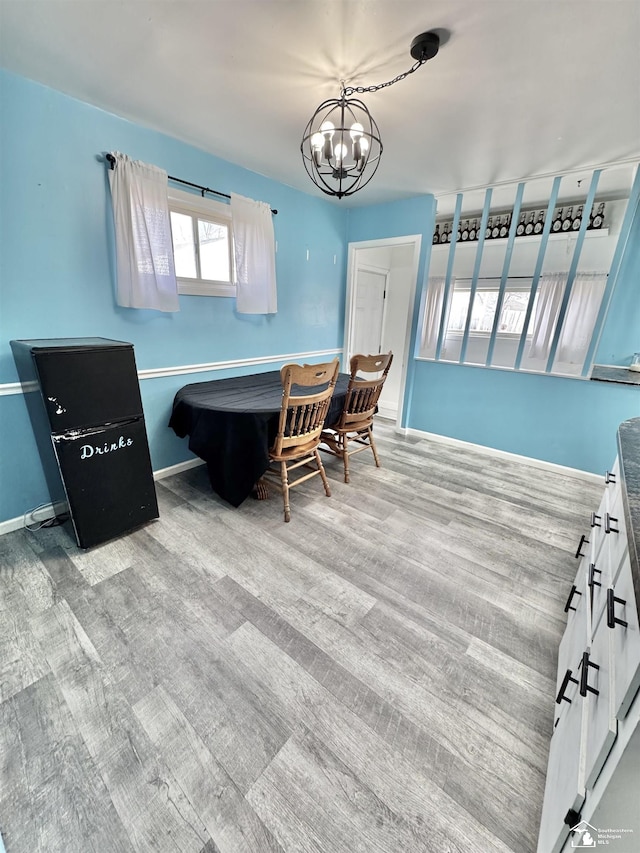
[1, 0, 639, 207]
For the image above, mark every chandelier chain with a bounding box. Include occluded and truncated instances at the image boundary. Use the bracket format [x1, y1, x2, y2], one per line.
[341, 57, 426, 97]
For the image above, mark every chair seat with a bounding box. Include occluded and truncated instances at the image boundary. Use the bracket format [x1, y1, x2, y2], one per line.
[269, 437, 320, 461]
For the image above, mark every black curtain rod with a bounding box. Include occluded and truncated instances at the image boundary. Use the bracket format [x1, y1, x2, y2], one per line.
[105, 154, 277, 215]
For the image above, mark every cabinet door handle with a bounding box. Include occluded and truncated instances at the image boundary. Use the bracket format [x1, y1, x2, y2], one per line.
[564, 584, 582, 613]
[556, 668, 579, 704]
[604, 470, 616, 484]
[606, 588, 628, 629]
[588, 563, 601, 589]
[590, 512, 601, 528]
[579, 651, 600, 697]
[575, 534, 589, 558]
[604, 513, 619, 534]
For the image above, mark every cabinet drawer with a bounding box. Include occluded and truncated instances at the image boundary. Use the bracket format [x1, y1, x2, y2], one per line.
[538, 657, 586, 853]
[584, 617, 617, 789]
[589, 490, 608, 568]
[610, 555, 640, 719]
[604, 457, 620, 496]
[605, 483, 629, 585]
[558, 557, 590, 694]
[588, 554, 608, 637]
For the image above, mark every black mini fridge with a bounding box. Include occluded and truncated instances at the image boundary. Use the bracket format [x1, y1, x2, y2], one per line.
[11, 337, 159, 548]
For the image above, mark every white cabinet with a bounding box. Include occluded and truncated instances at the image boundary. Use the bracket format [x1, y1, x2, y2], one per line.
[537, 426, 640, 853]
[611, 557, 640, 719]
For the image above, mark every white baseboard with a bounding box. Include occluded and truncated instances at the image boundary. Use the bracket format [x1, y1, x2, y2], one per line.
[0, 459, 207, 537]
[377, 403, 398, 421]
[153, 457, 205, 480]
[402, 426, 602, 484]
[0, 503, 59, 537]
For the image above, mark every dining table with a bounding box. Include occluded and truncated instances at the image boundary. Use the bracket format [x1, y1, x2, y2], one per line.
[168, 368, 350, 507]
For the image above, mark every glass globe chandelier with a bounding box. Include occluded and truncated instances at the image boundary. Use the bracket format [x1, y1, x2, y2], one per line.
[301, 31, 440, 199]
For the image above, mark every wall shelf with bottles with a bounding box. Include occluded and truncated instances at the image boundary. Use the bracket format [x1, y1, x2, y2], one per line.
[432, 201, 608, 246]
[430, 226, 610, 251]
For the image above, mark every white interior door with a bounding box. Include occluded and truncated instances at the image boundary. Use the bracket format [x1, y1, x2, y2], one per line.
[351, 267, 387, 358]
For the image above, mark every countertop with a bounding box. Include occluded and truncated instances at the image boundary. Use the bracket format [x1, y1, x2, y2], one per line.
[591, 365, 640, 386]
[617, 417, 640, 604]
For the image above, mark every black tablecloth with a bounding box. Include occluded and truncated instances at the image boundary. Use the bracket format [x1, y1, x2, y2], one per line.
[168, 370, 350, 507]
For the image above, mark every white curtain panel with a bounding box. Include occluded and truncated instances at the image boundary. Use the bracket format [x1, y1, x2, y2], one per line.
[555, 272, 607, 364]
[231, 193, 278, 314]
[526, 272, 566, 360]
[231, 193, 277, 314]
[420, 276, 446, 357]
[108, 152, 179, 312]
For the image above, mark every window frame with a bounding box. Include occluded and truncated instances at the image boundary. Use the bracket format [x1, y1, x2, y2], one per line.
[444, 277, 536, 339]
[168, 187, 235, 297]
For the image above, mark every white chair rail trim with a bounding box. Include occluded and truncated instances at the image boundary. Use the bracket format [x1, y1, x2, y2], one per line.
[0, 348, 344, 396]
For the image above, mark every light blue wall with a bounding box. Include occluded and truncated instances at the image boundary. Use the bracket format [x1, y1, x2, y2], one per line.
[346, 195, 437, 427]
[595, 197, 640, 365]
[0, 70, 348, 523]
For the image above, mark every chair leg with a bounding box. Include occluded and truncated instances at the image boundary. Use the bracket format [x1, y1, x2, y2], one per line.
[368, 426, 381, 467]
[280, 461, 291, 522]
[316, 449, 332, 497]
[341, 435, 350, 483]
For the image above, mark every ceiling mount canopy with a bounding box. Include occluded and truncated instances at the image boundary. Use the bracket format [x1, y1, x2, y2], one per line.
[301, 30, 440, 199]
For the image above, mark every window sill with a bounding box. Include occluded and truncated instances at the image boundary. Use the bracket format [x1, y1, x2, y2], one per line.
[178, 280, 236, 298]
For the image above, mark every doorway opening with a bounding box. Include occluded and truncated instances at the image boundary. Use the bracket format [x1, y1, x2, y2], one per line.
[344, 235, 422, 424]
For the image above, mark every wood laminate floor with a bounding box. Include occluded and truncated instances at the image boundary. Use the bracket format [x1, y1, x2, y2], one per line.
[0, 422, 603, 853]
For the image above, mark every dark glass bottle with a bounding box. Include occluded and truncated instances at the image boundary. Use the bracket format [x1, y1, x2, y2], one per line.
[461, 220, 470, 241]
[485, 216, 494, 239]
[433, 224, 441, 245]
[561, 206, 573, 231]
[469, 219, 477, 241]
[571, 205, 583, 231]
[591, 202, 605, 229]
[533, 211, 545, 234]
[491, 216, 501, 239]
[499, 214, 510, 238]
[524, 212, 535, 235]
[551, 208, 563, 232]
[441, 222, 450, 243]
[516, 212, 526, 236]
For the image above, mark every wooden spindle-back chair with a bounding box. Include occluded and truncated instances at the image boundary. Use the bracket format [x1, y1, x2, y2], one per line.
[266, 358, 339, 522]
[320, 352, 393, 483]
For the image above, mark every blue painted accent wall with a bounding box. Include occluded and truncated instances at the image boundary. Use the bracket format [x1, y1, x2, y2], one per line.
[595, 196, 640, 365]
[346, 195, 437, 427]
[0, 70, 347, 523]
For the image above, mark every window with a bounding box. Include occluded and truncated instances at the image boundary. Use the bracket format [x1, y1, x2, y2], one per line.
[436, 278, 539, 369]
[446, 279, 535, 336]
[168, 188, 235, 296]
[420, 271, 608, 375]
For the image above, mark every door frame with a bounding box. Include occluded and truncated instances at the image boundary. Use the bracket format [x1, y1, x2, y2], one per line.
[344, 235, 422, 426]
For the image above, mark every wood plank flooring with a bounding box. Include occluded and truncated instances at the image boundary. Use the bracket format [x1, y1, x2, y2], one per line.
[0, 421, 603, 852]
